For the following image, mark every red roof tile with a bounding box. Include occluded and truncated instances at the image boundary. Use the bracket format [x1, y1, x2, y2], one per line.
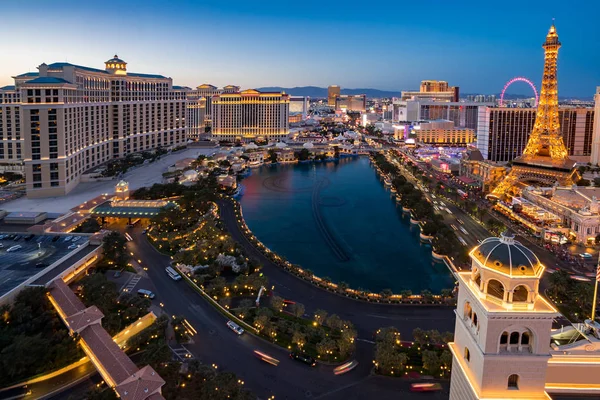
[115, 365, 165, 400]
[80, 324, 138, 384]
[49, 279, 85, 316]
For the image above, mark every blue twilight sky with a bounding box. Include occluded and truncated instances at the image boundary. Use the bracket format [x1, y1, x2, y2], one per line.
[1, 0, 599, 97]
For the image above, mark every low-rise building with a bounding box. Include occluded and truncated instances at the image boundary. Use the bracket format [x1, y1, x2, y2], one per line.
[415, 120, 475, 146]
[460, 148, 507, 191]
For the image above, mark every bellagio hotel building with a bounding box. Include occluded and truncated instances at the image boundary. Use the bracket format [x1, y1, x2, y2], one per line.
[211, 89, 290, 142]
[0, 55, 188, 198]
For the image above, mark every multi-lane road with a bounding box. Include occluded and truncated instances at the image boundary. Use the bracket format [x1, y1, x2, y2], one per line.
[120, 218, 453, 399]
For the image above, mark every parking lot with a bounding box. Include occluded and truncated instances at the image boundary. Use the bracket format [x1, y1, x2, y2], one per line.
[0, 233, 89, 297]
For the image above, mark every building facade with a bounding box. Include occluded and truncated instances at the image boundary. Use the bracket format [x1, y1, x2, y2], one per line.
[335, 94, 366, 112]
[328, 85, 340, 107]
[478, 107, 595, 163]
[401, 80, 459, 102]
[0, 56, 188, 198]
[0, 85, 24, 174]
[185, 84, 240, 139]
[211, 89, 290, 142]
[591, 87, 600, 165]
[415, 120, 475, 146]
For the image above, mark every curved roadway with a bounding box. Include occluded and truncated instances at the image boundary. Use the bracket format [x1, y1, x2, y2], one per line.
[123, 206, 453, 399]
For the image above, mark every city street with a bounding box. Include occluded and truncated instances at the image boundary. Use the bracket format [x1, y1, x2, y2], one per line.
[119, 223, 452, 400]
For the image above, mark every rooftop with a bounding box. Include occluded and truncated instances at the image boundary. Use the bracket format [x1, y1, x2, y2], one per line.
[45, 62, 167, 80]
[0, 85, 16, 91]
[90, 200, 177, 218]
[23, 77, 72, 85]
[471, 231, 543, 277]
[0, 233, 92, 298]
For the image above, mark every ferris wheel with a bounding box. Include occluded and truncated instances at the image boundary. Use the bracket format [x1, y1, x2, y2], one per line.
[499, 77, 538, 107]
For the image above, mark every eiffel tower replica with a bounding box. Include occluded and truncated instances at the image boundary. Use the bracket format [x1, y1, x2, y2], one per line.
[491, 23, 579, 198]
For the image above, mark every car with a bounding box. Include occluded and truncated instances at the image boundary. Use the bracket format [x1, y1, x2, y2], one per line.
[114, 270, 122, 278]
[410, 382, 442, 392]
[72, 236, 81, 242]
[253, 350, 279, 366]
[13, 235, 22, 241]
[68, 244, 79, 250]
[35, 262, 49, 268]
[64, 236, 73, 242]
[0, 234, 5, 239]
[142, 229, 148, 234]
[333, 360, 358, 375]
[579, 253, 593, 259]
[52, 236, 60, 242]
[226, 320, 244, 335]
[6, 245, 22, 252]
[0, 243, 3, 248]
[24, 234, 34, 241]
[137, 289, 156, 299]
[289, 352, 316, 367]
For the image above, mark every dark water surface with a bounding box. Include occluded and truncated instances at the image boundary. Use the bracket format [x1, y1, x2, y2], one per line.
[239, 157, 453, 293]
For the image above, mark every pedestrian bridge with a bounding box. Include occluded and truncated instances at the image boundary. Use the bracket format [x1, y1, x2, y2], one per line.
[48, 279, 166, 400]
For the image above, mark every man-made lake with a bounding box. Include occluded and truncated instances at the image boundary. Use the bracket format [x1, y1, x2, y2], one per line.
[239, 156, 453, 293]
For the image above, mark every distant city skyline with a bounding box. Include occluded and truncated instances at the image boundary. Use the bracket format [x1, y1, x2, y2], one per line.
[1, 0, 599, 97]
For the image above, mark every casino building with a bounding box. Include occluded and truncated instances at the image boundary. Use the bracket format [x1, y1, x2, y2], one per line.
[0, 56, 188, 198]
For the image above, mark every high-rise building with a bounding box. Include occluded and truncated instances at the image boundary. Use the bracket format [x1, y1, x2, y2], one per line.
[211, 89, 290, 142]
[0, 85, 24, 174]
[289, 96, 309, 121]
[414, 120, 475, 146]
[328, 85, 340, 107]
[0, 55, 188, 198]
[391, 99, 489, 131]
[591, 87, 600, 164]
[335, 94, 366, 112]
[401, 80, 459, 102]
[477, 107, 594, 162]
[185, 84, 240, 139]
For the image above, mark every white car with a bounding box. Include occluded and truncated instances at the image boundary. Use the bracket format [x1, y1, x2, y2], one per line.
[227, 320, 244, 335]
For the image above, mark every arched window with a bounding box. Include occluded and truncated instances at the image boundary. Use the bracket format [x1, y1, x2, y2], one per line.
[510, 332, 520, 344]
[472, 313, 478, 327]
[487, 279, 505, 301]
[464, 301, 473, 320]
[474, 273, 481, 289]
[521, 332, 530, 345]
[464, 347, 470, 362]
[508, 374, 519, 389]
[500, 332, 508, 344]
[513, 285, 529, 302]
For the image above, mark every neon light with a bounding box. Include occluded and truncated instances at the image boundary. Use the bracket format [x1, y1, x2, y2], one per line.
[500, 77, 539, 107]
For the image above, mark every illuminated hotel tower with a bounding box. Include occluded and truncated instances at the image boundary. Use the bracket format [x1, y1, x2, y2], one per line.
[211, 89, 290, 142]
[491, 24, 578, 197]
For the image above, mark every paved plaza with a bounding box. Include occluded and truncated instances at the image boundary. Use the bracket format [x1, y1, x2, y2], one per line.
[0, 148, 217, 214]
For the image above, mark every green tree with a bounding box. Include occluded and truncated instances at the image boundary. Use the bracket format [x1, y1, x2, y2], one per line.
[291, 302, 305, 318]
[270, 295, 284, 312]
[314, 309, 328, 325]
[267, 149, 278, 163]
[422, 350, 441, 374]
[292, 330, 307, 349]
[325, 314, 343, 330]
[316, 338, 336, 358]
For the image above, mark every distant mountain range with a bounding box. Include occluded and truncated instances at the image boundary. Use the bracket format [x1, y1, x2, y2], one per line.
[256, 86, 593, 101]
[256, 86, 401, 98]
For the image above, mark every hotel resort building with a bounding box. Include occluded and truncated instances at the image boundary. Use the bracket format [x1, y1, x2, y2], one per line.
[449, 230, 600, 399]
[414, 120, 475, 146]
[0, 55, 188, 198]
[211, 89, 290, 142]
[185, 83, 240, 139]
[401, 80, 460, 102]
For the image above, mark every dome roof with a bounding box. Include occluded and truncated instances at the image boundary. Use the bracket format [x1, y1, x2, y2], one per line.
[106, 55, 126, 64]
[303, 142, 314, 149]
[275, 142, 288, 148]
[472, 231, 542, 277]
[244, 142, 258, 149]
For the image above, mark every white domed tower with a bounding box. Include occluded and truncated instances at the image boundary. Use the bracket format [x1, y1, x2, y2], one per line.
[449, 231, 558, 400]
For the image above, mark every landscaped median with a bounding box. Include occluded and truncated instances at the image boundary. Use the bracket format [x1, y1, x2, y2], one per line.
[222, 195, 455, 305]
[176, 264, 355, 364]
